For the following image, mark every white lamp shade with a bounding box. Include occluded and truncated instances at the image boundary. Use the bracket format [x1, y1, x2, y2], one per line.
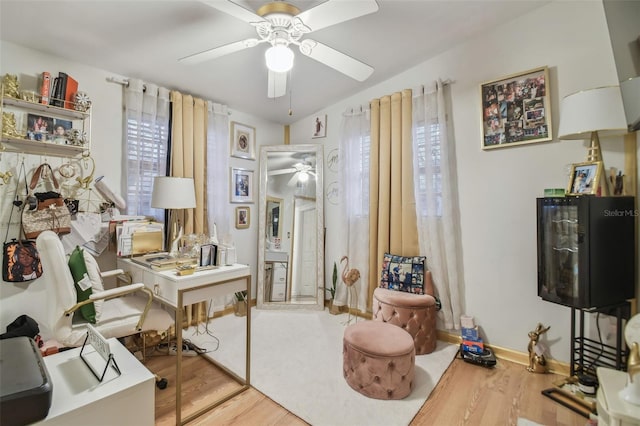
[265, 45, 294, 73]
[558, 86, 628, 140]
[151, 176, 196, 209]
[620, 76, 640, 131]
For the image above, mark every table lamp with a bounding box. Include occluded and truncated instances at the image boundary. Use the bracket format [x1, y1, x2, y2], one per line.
[620, 314, 640, 405]
[558, 85, 627, 163]
[151, 176, 196, 257]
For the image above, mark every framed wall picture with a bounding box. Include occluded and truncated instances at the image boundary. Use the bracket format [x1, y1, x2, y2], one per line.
[235, 206, 250, 229]
[312, 114, 327, 138]
[481, 66, 552, 150]
[230, 121, 256, 160]
[230, 167, 254, 203]
[567, 161, 603, 196]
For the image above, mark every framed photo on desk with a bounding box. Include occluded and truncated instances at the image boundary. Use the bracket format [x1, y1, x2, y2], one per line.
[200, 244, 217, 267]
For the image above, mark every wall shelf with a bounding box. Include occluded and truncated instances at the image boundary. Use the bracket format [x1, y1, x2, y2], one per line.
[2, 97, 89, 120]
[0, 136, 85, 156]
[1, 95, 91, 158]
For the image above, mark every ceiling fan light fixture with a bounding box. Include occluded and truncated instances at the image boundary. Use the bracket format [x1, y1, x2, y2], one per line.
[265, 45, 294, 73]
[298, 171, 309, 183]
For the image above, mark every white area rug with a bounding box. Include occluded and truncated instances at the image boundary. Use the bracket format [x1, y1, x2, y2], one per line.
[186, 309, 458, 426]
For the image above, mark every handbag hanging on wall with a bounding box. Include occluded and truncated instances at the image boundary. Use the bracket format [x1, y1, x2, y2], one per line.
[3, 162, 43, 282]
[22, 163, 71, 239]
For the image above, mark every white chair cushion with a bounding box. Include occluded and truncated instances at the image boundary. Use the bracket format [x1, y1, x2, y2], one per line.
[64, 295, 173, 347]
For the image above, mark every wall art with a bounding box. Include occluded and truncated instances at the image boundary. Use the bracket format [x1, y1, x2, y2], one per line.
[230, 121, 256, 160]
[481, 66, 552, 150]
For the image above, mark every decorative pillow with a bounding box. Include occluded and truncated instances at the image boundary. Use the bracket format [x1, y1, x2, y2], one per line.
[380, 253, 426, 294]
[82, 250, 105, 322]
[68, 246, 96, 323]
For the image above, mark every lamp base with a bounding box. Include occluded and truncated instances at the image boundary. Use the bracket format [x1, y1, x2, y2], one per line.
[169, 226, 183, 258]
[619, 378, 640, 406]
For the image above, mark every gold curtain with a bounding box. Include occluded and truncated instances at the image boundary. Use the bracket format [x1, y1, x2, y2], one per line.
[368, 89, 419, 308]
[170, 91, 209, 326]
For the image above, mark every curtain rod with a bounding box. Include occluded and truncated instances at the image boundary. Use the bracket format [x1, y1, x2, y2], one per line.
[106, 76, 133, 88]
[106, 76, 231, 114]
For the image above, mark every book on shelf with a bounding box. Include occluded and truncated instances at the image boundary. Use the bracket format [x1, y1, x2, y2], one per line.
[63, 73, 78, 109]
[56, 72, 68, 108]
[40, 72, 50, 105]
[51, 76, 63, 107]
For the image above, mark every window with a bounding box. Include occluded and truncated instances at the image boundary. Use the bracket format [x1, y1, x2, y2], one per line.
[414, 122, 442, 217]
[125, 116, 168, 219]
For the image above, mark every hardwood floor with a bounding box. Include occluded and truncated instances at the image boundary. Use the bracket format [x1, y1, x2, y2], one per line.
[147, 349, 590, 425]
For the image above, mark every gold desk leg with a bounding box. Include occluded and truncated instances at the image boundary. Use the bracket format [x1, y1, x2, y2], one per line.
[176, 291, 183, 426]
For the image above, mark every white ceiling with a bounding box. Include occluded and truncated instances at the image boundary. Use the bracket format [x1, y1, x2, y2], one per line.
[0, 0, 549, 125]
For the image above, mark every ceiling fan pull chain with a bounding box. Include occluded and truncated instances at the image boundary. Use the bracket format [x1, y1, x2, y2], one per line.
[288, 69, 293, 116]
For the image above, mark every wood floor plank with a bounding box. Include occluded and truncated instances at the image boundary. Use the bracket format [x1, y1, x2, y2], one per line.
[147, 349, 590, 425]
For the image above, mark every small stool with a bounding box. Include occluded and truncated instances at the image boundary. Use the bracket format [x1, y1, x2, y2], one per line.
[343, 321, 415, 400]
[372, 287, 437, 355]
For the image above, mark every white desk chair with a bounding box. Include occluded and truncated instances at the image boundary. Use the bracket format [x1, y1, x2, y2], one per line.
[36, 231, 174, 387]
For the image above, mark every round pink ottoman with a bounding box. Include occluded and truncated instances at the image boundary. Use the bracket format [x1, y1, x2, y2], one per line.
[343, 321, 415, 400]
[372, 287, 438, 355]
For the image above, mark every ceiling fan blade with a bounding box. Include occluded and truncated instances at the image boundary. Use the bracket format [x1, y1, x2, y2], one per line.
[268, 168, 296, 176]
[287, 173, 299, 187]
[267, 70, 287, 99]
[179, 39, 257, 64]
[300, 39, 374, 82]
[201, 0, 265, 24]
[295, 0, 379, 32]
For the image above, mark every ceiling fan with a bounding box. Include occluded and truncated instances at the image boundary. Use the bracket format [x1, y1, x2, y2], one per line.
[268, 161, 317, 186]
[180, 0, 379, 98]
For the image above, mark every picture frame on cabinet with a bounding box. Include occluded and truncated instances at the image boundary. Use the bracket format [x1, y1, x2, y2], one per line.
[481, 66, 552, 150]
[230, 121, 256, 160]
[566, 161, 603, 196]
[230, 167, 254, 203]
[235, 206, 250, 229]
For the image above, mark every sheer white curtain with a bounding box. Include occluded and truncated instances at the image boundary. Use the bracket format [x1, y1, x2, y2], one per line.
[412, 80, 464, 330]
[124, 79, 170, 220]
[338, 106, 370, 312]
[206, 101, 230, 241]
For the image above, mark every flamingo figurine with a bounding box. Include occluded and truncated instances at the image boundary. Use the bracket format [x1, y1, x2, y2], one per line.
[340, 256, 360, 324]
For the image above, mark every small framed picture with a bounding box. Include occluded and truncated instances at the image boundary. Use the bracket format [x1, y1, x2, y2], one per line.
[200, 244, 217, 267]
[52, 118, 72, 145]
[480, 66, 552, 150]
[26, 113, 54, 142]
[567, 161, 603, 196]
[230, 121, 256, 160]
[235, 206, 250, 229]
[230, 167, 254, 203]
[312, 114, 327, 138]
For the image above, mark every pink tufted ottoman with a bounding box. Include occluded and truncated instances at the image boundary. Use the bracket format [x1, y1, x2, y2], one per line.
[343, 321, 415, 400]
[372, 287, 437, 355]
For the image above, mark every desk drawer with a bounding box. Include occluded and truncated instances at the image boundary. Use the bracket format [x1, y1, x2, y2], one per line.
[143, 270, 177, 307]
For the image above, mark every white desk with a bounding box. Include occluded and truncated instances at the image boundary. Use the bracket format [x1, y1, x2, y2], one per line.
[118, 259, 252, 425]
[34, 338, 154, 426]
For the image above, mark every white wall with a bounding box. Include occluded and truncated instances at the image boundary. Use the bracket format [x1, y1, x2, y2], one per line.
[290, 1, 640, 364]
[2, 1, 638, 364]
[0, 40, 283, 335]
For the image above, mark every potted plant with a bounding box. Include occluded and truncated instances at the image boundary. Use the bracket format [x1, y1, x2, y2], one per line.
[328, 261, 340, 314]
[233, 290, 247, 317]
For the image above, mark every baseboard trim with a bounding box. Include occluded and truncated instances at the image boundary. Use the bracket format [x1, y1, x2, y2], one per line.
[437, 330, 570, 376]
